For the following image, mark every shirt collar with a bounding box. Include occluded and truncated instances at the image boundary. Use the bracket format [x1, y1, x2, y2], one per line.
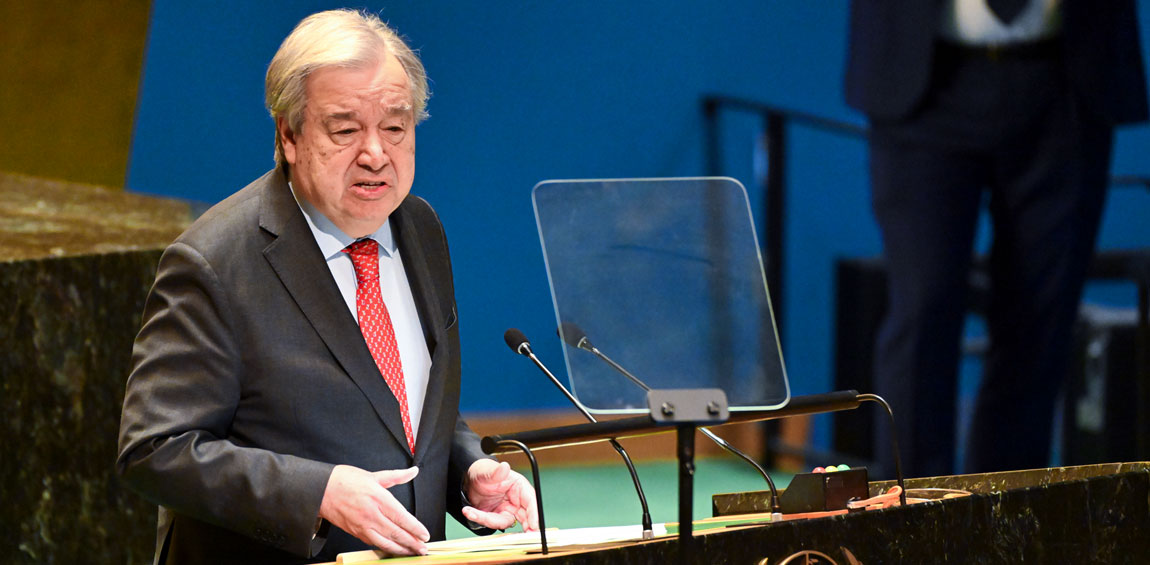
[288, 182, 398, 260]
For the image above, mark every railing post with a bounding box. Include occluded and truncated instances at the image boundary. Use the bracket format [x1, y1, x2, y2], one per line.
[703, 97, 721, 177]
[764, 111, 786, 341]
[1139, 280, 1149, 457]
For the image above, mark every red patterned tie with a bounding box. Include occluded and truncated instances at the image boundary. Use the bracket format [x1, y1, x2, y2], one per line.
[344, 238, 415, 453]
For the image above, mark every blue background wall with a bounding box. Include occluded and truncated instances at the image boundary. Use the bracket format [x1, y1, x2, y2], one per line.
[127, 1, 1150, 449]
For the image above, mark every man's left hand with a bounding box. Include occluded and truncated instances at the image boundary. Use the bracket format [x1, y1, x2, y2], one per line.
[461, 459, 539, 531]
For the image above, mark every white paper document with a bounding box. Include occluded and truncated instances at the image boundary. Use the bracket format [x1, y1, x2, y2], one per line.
[336, 524, 668, 563]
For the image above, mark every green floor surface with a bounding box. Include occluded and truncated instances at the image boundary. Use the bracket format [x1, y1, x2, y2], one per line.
[447, 458, 793, 539]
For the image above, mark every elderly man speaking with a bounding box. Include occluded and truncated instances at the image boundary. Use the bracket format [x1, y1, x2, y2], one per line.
[117, 9, 537, 564]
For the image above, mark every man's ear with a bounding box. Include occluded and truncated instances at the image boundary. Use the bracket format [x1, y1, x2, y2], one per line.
[277, 115, 298, 165]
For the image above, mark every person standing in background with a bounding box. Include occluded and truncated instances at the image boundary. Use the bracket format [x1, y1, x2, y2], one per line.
[845, 0, 1148, 477]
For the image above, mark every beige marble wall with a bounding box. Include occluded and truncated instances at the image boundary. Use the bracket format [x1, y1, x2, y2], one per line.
[0, 0, 150, 188]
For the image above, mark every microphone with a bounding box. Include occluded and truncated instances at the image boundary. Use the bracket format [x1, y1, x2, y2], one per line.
[506, 328, 534, 356]
[504, 328, 654, 539]
[558, 322, 650, 392]
[558, 322, 782, 515]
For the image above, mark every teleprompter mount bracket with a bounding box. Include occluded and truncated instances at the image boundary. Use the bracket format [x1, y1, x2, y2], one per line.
[645, 388, 729, 564]
[646, 388, 729, 424]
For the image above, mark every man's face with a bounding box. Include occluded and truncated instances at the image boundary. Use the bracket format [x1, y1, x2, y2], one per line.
[280, 53, 415, 238]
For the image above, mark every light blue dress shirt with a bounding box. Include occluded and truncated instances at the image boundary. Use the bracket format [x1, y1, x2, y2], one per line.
[290, 185, 431, 443]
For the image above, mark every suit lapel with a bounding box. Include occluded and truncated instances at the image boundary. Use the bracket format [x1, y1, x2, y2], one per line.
[258, 170, 412, 455]
[392, 201, 449, 461]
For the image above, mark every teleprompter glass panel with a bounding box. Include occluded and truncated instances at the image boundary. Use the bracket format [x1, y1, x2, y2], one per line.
[532, 178, 790, 413]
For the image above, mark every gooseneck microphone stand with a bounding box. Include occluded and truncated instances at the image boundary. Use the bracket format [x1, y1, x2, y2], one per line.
[857, 393, 907, 506]
[558, 322, 782, 515]
[490, 329, 909, 564]
[489, 438, 548, 554]
[504, 329, 655, 540]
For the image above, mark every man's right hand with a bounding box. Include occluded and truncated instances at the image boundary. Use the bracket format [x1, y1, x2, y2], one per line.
[318, 465, 430, 556]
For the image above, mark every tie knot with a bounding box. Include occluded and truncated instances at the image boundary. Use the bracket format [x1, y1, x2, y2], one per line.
[344, 238, 380, 284]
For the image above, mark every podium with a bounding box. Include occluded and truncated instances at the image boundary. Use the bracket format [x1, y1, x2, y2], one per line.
[588, 462, 1150, 563]
[1, 172, 190, 564]
[328, 462, 1145, 563]
[482, 390, 870, 562]
[328, 462, 1149, 563]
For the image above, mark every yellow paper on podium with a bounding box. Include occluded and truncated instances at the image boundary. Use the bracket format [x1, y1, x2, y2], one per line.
[337, 524, 668, 563]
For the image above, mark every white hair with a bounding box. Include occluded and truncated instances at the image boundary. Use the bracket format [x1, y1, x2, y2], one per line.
[265, 9, 429, 166]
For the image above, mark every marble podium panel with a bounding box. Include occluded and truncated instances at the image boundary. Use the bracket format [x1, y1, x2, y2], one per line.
[330, 462, 1149, 564]
[1, 172, 190, 563]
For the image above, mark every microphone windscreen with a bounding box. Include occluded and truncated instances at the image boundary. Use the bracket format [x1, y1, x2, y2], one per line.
[557, 321, 587, 348]
[504, 328, 530, 353]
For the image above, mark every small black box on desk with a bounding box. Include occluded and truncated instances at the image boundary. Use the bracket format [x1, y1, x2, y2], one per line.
[779, 468, 869, 514]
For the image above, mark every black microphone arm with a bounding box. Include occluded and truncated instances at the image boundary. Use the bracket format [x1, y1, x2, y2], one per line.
[504, 329, 655, 539]
[558, 322, 781, 515]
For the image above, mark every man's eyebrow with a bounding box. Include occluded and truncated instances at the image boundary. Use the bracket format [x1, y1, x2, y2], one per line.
[322, 111, 358, 122]
[382, 101, 413, 115]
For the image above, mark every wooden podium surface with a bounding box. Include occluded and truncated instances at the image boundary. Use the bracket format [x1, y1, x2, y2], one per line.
[325, 462, 1150, 564]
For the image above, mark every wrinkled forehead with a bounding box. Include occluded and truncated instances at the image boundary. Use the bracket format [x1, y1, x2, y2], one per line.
[307, 55, 414, 117]
[377, 91, 413, 115]
[366, 57, 413, 113]
[360, 87, 413, 117]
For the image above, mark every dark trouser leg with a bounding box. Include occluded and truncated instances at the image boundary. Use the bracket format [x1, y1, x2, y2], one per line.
[869, 129, 987, 479]
[965, 74, 1114, 473]
[869, 45, 1045, 478]
[869, 45, 1116, 477]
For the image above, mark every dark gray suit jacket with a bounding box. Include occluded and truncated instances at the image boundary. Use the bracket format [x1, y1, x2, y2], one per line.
[844, 0, 1149, 124]
[117, 168, 488, 564]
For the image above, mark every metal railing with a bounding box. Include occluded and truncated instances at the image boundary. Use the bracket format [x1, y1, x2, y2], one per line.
[701, 94, 1150, 461]
[702, 95, 867, 342]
